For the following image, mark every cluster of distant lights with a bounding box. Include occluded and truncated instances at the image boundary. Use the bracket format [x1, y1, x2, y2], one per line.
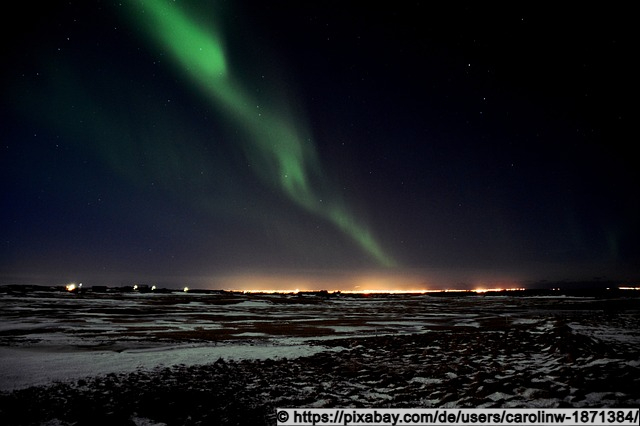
[64, 284, 640, 294]
[65, 283, 190, 292]
[238, 286, 640, 294]
[239, 287, 527, 294]
[65, 283, 82, 292]
[63, 283, 528, 294]
[64, 283, 528, 294]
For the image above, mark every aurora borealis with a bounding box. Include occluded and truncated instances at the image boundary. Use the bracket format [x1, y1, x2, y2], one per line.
[2, 2, 638, 290]
[122, 0, 395, 267]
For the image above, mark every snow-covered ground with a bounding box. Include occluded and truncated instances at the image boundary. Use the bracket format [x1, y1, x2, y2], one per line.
[0, 291, 444, 390]
[0, 291, 498, 391]
[0, 290, 639, 425]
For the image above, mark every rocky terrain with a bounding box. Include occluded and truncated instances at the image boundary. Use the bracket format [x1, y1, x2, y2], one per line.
[0, 288, 639, 425]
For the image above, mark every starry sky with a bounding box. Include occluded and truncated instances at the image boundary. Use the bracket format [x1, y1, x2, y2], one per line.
[2, 2, 638, 290]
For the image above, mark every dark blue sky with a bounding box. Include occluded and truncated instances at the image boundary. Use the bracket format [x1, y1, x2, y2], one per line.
[2, 2, 637, 289]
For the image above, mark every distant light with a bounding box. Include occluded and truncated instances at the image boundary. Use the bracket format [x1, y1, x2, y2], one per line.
[619, 286, 640, 291]
[473, 287, 524, 293]
[133, 284, 138, 291]
[341, 289, 432, 294]
[65, 283, 76, 292]
[183, 286, 189, 292]
[151, 285, 156, 291]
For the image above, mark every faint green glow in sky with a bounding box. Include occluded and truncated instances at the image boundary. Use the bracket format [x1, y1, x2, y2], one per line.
[127, 0, 395, 267]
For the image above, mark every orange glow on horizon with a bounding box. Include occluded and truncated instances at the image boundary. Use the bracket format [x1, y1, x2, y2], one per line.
[236, 287, 526, 295]
[473, 287, 525, 293]
[212, 271, 525, 294]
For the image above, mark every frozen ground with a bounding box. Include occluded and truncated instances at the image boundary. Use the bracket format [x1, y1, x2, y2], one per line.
[0, 289, 639, 425]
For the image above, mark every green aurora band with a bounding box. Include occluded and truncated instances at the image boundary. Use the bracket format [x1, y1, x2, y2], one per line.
[125, 0, 396, 267]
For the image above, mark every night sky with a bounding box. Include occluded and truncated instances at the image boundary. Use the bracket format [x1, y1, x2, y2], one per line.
[2, 1, 638, 290]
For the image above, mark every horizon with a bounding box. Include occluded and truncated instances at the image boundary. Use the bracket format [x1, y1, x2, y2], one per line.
[1, 273, 637, 294]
